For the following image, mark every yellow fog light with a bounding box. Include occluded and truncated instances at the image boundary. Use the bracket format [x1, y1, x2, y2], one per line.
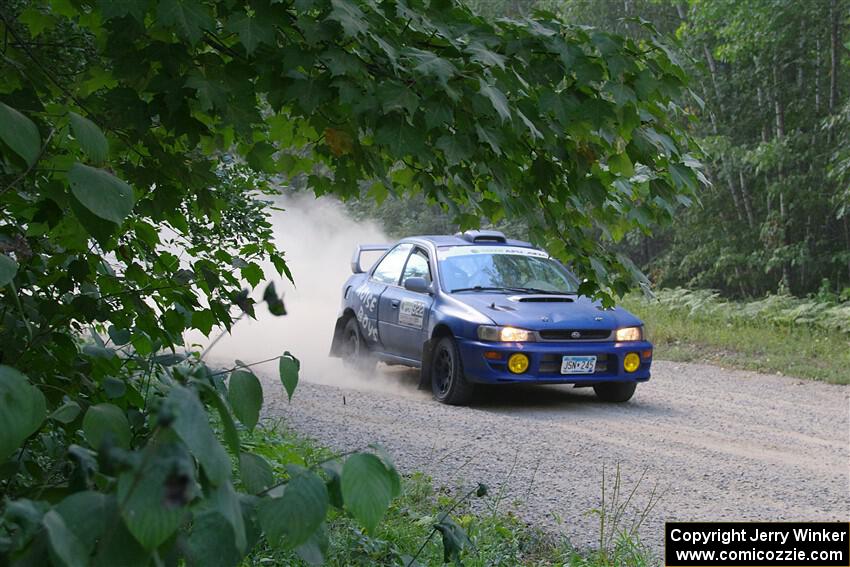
[507, 353, 529, 374]
[623, 352, 641, 373]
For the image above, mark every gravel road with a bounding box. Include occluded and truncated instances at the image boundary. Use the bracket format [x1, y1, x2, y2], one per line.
[262, 359, 850, 556]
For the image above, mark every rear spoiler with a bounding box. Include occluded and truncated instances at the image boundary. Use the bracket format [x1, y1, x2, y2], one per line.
[351, 244, 390, 274]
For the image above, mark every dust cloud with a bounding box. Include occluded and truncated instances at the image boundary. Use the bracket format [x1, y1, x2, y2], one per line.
[190, 192, 426, 397]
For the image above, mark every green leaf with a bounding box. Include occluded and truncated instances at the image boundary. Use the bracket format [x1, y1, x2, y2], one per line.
[278, 352, 299, 402]
[241, 263, 264, 287]
[466, 43, 506, 69]
[185, 72, 228, 111]
[295, 523, 329, 566]
[374, 117, 426, 158]
[434, 516, 471, 564]
[609, 152, 634, 177]
[0, 366, 47, 462]
[83, 403, 131, 449]
[55, 491, 110, 552]
[19, 7, 55, 37]
[43, 509, 88, 567]
[192, 309, 215, 335]
[167, 384, 232, 485]
[68, 163, 135, 224]
[156, 0, 214, 44]
[328, 0, 368, 37]
[240, 452, 274, 494]
[321, 460, 344, 508]
[258, 465, 328, 548]
[0, 253, 18, 287]
[50, 401, 81, 424]
[117, 442, 194, 550]
[378, 81, 420, 117]
[341, 453, 395, 533]
[369, 444, 401, 497]
[186, 508, 243, 567]
[211, 481, 247, 553]
[195, 380, 240, 455]
[436, 135, 472, 166]
[92, 508, 149, 566]
[225, 12, 274, 55]
[0, 102, 41, 166]
[98, 0, 147, 22]
[475, 124, 502, 155]
[407, 48, 456, 86]
[669, 162, 697, 192]
[228, 370, 263, 431]
[478, 79, 511, 123]
[263, 281, 287, 316]
[69, 112, 109, 164]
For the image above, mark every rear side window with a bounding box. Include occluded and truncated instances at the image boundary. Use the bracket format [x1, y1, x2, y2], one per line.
[401, 248, 431, 285]
[371, 243, 412, 284]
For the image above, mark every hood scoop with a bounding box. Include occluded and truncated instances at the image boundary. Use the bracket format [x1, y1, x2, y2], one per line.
[510, 295, 575, 303]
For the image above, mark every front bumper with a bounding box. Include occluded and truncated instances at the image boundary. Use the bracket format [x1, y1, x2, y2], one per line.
[456, 338, 653, 385]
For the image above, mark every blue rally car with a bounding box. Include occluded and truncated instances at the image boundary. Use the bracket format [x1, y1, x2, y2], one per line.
[329, 230, 653, 405]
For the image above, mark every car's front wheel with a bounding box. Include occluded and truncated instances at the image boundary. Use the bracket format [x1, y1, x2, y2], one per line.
[341, 318, 375, 373]
[430, 336, 475, 405]
[593, 382, 637, 403]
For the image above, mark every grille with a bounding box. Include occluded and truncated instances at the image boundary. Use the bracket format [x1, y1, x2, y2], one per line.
[538, 329, 612, 341]
[538, 353, 612, 374]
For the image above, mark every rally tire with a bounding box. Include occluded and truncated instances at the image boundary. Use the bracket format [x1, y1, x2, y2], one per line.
[430, 336, 475, 405]
[593, 382, 637, 403]
[342, 318, 376, 373]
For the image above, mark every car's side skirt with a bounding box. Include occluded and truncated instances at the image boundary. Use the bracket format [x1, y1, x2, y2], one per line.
[374, 351, 421, 368]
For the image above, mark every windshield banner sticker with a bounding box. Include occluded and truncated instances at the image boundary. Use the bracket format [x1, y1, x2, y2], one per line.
[437, 246, 549, 259]
[398, 299, 425, 328]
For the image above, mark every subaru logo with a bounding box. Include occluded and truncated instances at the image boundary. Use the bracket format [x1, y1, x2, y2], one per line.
[570, 331, 581, 339]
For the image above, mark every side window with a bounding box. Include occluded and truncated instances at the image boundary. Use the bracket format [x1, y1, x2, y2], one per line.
[371, 243, 413, 284]
[401, 248, 431, 286]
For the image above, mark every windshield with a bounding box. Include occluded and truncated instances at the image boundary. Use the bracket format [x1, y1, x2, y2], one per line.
[437, 246, 579, 293]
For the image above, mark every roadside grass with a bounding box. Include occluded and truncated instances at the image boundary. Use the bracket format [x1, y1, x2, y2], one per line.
[241, 422, 655, 566]
[621, 293, 850, 384]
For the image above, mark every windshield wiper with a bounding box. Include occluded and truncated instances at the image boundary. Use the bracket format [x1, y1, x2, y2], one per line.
[515, 288, 577, 295]
[450, 286, 576, 295]
[450, 286, 530, 293]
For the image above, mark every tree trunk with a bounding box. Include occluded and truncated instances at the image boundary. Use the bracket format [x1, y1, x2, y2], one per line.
[815, 37, 821, 113]
[829, 0, 841, 113]
[773, 53, 790, 293]
[779, 193, 792, 292]
[798, 21, 805, 91]
[738, 170, 755, 229]
[773, 57, 786, 139]
[702, 44, 724, 114]
[845, 216, 850, 283]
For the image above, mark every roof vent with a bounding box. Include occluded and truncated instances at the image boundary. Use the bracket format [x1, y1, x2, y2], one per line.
[456, 230, 507, 243]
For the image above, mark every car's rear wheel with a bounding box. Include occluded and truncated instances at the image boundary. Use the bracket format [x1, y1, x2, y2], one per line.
[430, 336, 474, 405]
[342, 318, 375, 373]
[593, 382, 637, 403]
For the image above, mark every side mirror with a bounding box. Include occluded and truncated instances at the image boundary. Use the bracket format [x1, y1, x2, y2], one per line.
[404, 277, 430, 294]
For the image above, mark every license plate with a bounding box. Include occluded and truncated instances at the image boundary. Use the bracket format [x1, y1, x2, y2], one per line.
[561, 355, 597, 374]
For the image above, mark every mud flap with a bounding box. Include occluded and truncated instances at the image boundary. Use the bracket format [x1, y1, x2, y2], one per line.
[328, 315, 348, 358]
[418, 338, 433, 390]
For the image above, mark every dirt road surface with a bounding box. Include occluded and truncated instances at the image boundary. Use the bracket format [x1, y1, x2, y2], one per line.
[261, 359, 849, 556]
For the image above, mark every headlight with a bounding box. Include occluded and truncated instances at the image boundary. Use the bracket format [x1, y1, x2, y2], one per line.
[477, 325, 535, 342]
[615, 326, 643, 341]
